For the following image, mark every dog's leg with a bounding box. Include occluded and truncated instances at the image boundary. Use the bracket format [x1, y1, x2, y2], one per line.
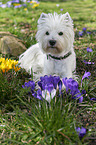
[19, 43, 44, 74]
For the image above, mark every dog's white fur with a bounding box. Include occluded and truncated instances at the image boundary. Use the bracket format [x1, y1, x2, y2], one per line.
[19, 12, 76, 79]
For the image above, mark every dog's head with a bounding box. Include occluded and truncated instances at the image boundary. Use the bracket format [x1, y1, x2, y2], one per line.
[36, 12, 74, 55]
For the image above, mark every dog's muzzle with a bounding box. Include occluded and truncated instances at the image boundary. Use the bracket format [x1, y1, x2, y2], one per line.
[49, 40, 56, 47]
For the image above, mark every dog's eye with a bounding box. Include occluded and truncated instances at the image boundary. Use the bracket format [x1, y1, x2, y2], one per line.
[46, 31, 49, 35]
[58, 32, 63, 36]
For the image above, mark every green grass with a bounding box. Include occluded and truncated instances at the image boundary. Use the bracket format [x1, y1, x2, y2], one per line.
[0, 98, 81, 144]
[0, 0, 96, 144]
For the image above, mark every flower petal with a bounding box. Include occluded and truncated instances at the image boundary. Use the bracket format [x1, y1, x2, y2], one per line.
[82, 71, 91, 81]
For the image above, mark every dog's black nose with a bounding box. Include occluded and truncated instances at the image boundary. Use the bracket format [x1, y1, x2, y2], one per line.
[49, 40, 56, 46]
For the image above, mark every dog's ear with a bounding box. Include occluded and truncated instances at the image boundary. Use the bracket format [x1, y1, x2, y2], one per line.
[40, 13, 48, 19]
[38, 13, 48, 23]
[64, 12, 73, 22]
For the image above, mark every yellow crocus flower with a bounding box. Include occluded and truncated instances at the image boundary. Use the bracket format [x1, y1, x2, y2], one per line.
[32, 3, 39, 9]
[0, 57, 20, 73]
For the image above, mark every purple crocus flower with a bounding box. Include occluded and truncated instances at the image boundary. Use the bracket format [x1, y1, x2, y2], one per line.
[7, 1, 12, 7]
[7, 4, 12, 8]
[82, 27, 87, 32]
[12, 0, 20, 3]
[45, 84, 54, 93]
[62, 78, 79, 95]
[36, 89, 42, 100]
[0, 4, 7, 8]
[62, 77, 69, 93]
[90, 98, 96, 101]
[62, 78, 83, 103]
[14, 4, 22, 8]
[53, 76, 61, 89]
[78, 31, 83, 37]
[22, 81, 35, 92]
[82, 90, 86, 94]
[38, 75, 61, 102]
[82, 71, 91, 81]
[19, 4, 22, 8]
[22, 4, 27, 7]
[14, 5, 19, 8]
[60, 9, 63, 11]
[68, 78, 79, 96]
[72, 89, 83, 103]
[77, 94, 83, 103]
[32, 89, 42, 100]
[58, 80, 62, 93]
[76, 127, 86, 139]
[86, 47, 93, 52]
[38, 75, 60, 91]
[22, 81, 42, 100]
[83, 60, 94, 65]
[22, 81, 35, 88]
[87, 31, 91, 34]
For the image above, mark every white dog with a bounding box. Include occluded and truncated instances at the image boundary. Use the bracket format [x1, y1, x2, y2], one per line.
[19, 12, 76, 79]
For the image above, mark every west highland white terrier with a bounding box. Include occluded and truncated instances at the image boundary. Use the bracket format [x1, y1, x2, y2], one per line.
[19, 12, 76, 79]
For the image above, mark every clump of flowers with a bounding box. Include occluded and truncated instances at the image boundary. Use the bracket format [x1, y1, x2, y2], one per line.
[22, 72, 93, 103]
[23, 75, 61, 102]
[62, 78, 83, 103]
[0, 57, 20, 73]
[83, 60, 94, 65]
[0, 0, 39, 9]
[22, 80, 42, 100]
[38, 75, 61, 102]
[83, 47, 94, 65]
[78, 27, 91, 37]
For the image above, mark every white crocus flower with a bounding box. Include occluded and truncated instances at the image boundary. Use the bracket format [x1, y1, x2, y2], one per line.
[42, 89, 56, 103]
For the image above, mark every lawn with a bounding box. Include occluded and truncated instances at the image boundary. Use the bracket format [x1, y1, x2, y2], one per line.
[0, 0, 96, 144]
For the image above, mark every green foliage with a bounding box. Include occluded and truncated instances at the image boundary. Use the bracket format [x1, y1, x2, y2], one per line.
[0, 96, 81, 144]
[0, 69, 31, 111]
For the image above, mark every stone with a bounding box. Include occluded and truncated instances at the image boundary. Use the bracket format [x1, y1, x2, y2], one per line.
[0, 32, 27, 56]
